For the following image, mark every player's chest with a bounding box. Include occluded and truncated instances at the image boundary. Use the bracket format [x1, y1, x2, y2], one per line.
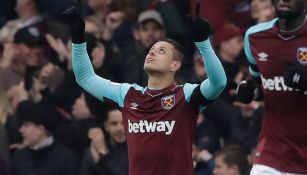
[251, 35, 307, 74]
[123, 92, 188, 121]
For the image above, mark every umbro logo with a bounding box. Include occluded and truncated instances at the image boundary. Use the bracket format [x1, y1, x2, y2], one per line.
[130, 103, 138, 110]
[258, 52, 268, 62]
[255, 151, 261, 157]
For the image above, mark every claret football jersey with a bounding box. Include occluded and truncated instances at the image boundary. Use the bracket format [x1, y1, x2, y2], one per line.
[245, 17, 307, 173]
[102, 83, 208, 175]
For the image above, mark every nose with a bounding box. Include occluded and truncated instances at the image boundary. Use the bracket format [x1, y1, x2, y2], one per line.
[213, 168, 218, 175]
[149, 50, 156, 56]
[19, 125, 24, 133]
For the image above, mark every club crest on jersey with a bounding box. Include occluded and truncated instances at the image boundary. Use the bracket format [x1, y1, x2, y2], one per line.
[161, 95, 175, 110]
[297, 47, 307, 65]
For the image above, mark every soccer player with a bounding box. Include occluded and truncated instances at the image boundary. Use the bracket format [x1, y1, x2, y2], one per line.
[62, 2, 227, 175]
[237, 0, 307, 174]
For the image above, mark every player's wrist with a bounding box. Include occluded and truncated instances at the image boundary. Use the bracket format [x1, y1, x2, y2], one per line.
[72, 34, 86, 44]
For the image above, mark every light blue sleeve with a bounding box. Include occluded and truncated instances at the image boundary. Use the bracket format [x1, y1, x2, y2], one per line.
[183, 83, 198, 102]
[244, 29, 260, 78]
[72, 43, 131, 107]
[183, 83, 207, 111]
[194, 39, 227, 100]
[244, 18, 277, 78]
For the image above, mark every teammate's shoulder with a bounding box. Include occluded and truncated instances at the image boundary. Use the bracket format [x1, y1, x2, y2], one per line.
[245, 18, 278, 36]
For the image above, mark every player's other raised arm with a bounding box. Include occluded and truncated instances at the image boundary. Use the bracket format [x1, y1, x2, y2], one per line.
[62, 6, 130, 107]
[187, 12, 227, 101]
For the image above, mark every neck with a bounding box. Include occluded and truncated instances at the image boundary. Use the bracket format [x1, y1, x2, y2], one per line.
[31, 136, 54, 150]
[147, 73, 175, 90]
[20, 9, 38, 22]
[279, 15, 306, 32]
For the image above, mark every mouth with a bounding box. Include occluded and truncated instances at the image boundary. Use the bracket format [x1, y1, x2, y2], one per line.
[146, 57, 155, 63]
[277, 3, 291, 11]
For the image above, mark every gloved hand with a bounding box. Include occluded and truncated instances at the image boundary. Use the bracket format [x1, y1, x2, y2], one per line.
[283, 61, 307, 91]
[187, 16, 212, 42]
[236, 80, 259, 104]
[62, 6, 85, 44]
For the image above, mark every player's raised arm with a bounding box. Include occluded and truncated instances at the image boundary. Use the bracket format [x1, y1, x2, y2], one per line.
[187, 3, 227, 100]
[62, 5, 130, 107]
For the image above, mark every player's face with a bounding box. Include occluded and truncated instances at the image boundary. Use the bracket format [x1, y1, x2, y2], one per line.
[144, 41, 181, 75]
[72, 93, 92, 120]
[91, 43, 105, 69]
[19, 122, 47, 148]
[104, 110, 126, 144]
[213, 155, 237, 175]
[274, 0, 307, 19]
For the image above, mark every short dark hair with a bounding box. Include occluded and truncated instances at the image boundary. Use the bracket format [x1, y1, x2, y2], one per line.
[156, 38, 184, 63]
[104, 106, 120, 122]
[214, 145, 250, 175]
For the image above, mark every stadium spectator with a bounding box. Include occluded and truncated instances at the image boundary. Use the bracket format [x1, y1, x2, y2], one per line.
[190, 0, 252, 30]
[0, 26, 49, 92]
[0, 0, 48, 43]
[12, 102, 79, 175]
[213, 145, 250, 175]
[80, 108, 128, 175]
[213, 23, 245, 102]
[250, 0, 275, 24]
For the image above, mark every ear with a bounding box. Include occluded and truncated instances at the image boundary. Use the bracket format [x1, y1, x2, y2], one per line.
[21, 44, 32, 56]
[104, 121, 109, 132]
[38, 124, 49, 135]
[170, 60, 182, 72]
[133, 27, 140, 40]
[161, 30, 166, 38]
[219, 41, 228, 51]
[19, 44, 27, 52]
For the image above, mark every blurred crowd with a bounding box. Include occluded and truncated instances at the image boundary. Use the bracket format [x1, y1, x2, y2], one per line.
[0, 0, 276, 175]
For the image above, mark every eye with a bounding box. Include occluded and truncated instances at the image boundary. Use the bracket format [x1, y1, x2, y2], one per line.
[159, 48, 166, 54]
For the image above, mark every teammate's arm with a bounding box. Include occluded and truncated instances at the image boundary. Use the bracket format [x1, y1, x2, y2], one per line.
[283, 61, 307, 91]
[62, 6, 130, 107]
[236, 31, 263, 104]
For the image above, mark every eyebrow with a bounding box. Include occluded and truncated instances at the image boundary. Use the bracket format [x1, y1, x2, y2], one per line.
[160, 46, 168, 50]
[151, 45, 169, 51]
